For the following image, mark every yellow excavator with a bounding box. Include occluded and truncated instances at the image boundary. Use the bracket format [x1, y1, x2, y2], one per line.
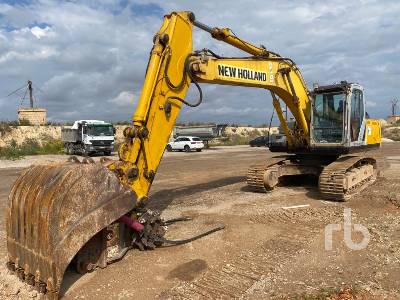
[6, 11, 382, 298]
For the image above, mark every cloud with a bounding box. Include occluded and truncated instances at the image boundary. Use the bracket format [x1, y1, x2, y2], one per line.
[30, 26, 51, 39]
[366, 100, 377, 108]
[108, 90, 135, 107]
[0, 0, 399, 124]
[130, 2, 164, 17]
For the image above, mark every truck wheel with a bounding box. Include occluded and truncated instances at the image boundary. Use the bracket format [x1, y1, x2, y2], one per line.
[104, 151, 112, 156]
[81, 146, 88, 156]
[67, 144, 74, 155]
[184, 145, 190, 152]
[196, 149, 202, 152]
[166, 145, 172, 152]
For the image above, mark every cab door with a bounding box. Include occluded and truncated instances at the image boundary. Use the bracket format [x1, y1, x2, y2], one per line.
[349, 88, 365, 145]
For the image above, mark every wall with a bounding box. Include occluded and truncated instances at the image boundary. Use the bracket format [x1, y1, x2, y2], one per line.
[18, 108, 47, 125]
[0, 126, 61, 147]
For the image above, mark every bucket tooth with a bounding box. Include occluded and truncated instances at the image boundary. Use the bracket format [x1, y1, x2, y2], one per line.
[6, 162, 137, 298]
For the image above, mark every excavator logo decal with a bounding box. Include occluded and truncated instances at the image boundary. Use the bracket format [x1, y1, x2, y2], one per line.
[217, 64, 267, 82]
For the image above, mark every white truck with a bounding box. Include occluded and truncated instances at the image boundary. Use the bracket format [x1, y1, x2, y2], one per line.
[61, 120, 115, 156]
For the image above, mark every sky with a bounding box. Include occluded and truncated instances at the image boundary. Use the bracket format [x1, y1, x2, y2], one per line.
[0, 0, 399, 125]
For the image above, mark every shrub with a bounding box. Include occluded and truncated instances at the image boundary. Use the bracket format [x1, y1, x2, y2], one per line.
[0, 120, 34, 127]
[19, 119, 32, 126]
[46, 121, 70, 126]
[36, 139, 64, 155]
[0, 139, 22, 160]
[0, 138, 64, 160]
[3, 120, 19, 126]
[0, 122, 12, 137]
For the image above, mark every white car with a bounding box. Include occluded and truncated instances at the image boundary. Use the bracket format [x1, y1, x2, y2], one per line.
[166, 136, 204, 152]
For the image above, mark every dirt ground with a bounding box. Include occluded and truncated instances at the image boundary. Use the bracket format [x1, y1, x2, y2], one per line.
[0, 144, 399, 299]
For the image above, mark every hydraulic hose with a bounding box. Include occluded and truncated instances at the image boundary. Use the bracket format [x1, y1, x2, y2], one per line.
[162, 224, 225, 245]
[165, 53, 203, 108]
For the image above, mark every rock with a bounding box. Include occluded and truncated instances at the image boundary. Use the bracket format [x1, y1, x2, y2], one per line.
[28, 290, 38, 298]
[6, 286, 20, 296]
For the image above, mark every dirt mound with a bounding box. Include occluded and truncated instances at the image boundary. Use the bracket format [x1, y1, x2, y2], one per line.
[383, 126, 400, 141]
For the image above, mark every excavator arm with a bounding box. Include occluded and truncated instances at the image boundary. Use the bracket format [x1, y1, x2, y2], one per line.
[6, 11, 315, 298]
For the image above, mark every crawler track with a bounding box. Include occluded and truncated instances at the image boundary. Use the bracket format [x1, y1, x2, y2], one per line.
[246, 156, 288, 192]
[248, 154, 381, 201]
[318, 155, 377, 201]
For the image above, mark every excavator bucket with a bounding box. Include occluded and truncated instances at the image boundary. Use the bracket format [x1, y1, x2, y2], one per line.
[6, 161, 137, 298]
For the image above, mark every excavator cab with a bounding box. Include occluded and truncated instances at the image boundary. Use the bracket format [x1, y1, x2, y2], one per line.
[310, 81, 379, 154]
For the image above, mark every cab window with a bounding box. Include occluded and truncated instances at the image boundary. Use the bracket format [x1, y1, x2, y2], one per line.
[312, 92, 345, 143]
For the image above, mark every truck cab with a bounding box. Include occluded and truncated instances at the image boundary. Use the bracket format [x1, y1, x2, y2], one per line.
[62, 120, 115, 156]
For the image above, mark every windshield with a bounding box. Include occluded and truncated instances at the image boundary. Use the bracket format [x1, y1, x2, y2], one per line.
[312, 92, 344, 143]
[87, 125, 114, 136]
